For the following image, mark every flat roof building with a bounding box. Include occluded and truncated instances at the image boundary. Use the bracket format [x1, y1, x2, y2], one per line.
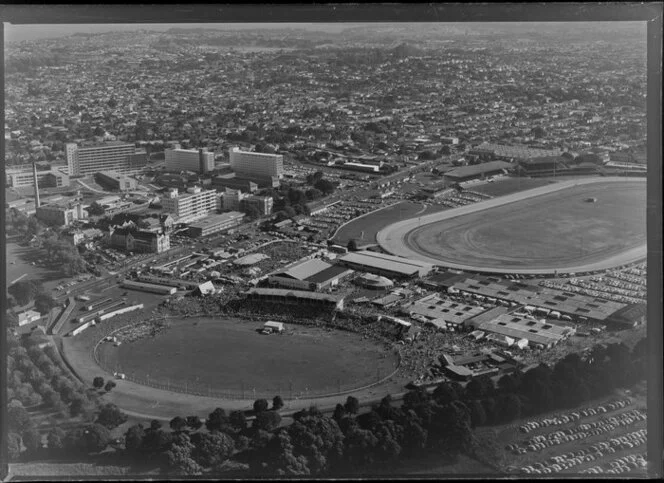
[230, 147, 284, 180]
[187, 211, 245, 238]
[36, 202, 87, 226]
[95, 171, 138, 191]
[66, 142, 145, 176]
[165, 147, 215, 173]
[338, 251, 433, 279]
[402, 293, 487, 331]
[470, 312, 575, 349]
[444, 161, 512, 182]
[269, 258, 354, 291]
[161, 187, 219, 224]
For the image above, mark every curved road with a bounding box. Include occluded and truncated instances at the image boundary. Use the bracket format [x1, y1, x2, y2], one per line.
[377, 177, 647, 275]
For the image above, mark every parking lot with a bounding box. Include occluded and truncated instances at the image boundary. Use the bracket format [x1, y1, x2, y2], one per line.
[495, 385, 647, 475]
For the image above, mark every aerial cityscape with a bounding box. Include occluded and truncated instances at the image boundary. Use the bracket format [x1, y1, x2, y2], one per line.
[3, 20, 652, 478]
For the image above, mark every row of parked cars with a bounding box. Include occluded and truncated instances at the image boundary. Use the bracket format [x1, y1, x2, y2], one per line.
[518, 398, 633, 433]
[583, 452, 647, 474]
[510, 408, 644, 454]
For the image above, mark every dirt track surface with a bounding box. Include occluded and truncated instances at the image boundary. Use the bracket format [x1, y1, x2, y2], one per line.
[377, 177, 646, 275]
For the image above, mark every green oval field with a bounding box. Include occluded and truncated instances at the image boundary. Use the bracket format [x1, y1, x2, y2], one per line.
[96, 317, 399, 398]
[405, 181, 646, 271]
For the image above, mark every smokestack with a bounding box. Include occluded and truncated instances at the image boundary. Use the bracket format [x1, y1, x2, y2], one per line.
[32, 161, 40, 208]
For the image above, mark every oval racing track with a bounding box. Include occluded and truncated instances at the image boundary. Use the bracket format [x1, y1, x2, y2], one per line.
[376, 177, 647, 275]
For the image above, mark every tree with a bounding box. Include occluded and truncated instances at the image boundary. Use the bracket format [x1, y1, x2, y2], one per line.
[170, 416, 187, 433]
[254, 410, 282, 431]
[186, 415, 203, 431]
[191, 431, 235, 468]
[433, 382, 460, 405]
[243, 204, 261, 220]
[344, 396, 360, 415]
[69, 396, 86, 417]
[228, 410, 247, 433]
[71, 424, 111, 453]
[104, 380, 117, 392]
[22, 428, 42, 455]
[93, 376, 105, 389]
[8, 280, 39, 306]
[333, 404, 346, 422]
[124, 424, 145, 453]
[34, 292, 57, 315]
[87, 201, 105, 216]
[96, 403, 128, 429]
[166, 433, 203, 476]
[313, 178, 336, 196]
[8, 401, 33, 432]
[46, 428, 66, 454]
[306, 171, 325, 185]
[253, 399, 269, 414]
[8, 433, 22, 461]
[347, 239, 359, 252]
[272, 395, 284, 411]
[205, 408, 229, 433]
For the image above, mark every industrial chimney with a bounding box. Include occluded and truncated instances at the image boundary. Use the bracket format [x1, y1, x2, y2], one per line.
[32, 161, 41, 208]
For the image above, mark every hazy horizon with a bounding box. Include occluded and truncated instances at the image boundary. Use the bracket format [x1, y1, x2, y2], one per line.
[4, 21, 645, 43]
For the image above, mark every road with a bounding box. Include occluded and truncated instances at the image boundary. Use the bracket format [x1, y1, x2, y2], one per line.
[377, 177, 647, 275]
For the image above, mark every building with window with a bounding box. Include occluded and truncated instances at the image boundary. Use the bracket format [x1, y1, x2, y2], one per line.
[66, 142, 146, 176]
[108, 226, 170, 253]
[241, 195, 274, 216]
[222, 188, 245, 211]
[160, 187, 219, 223]
[187, 211, 245, 237]
[165, 147, 215, 173]
[229, 147, 284, 180]
[268, 258, 354, 291]
[6, 165, 68, 188]
[95, 171, 138, 191]
[36, 203, 87, 226]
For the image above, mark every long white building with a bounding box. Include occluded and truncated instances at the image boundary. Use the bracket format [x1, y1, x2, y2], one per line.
[229, 147, 283, 179]
[160, 187, 218, 223]
[165, 148, 215, 173]
[66, 142, 146, 176]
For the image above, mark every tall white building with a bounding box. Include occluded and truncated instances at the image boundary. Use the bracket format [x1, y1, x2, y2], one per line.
[165, 148, 215, 173]
[160, 187, 218, 223]
[229, 147, 283, 180]
[66, 142, 145, 176]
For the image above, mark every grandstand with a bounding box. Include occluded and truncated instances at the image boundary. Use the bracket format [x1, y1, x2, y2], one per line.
[338, 251, 433, 279]
[121, 279, 178, 295]
[244, 288, 345, 311]
[443, 161, 512, 182]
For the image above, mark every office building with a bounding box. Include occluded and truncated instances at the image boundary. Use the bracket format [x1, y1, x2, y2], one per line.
[211, 174, 258, 193]
[187, 211, 245, 237]
[66, 142, 146, 176]
[229, 147, 284, 180]
[160, 187, 218, 223]
[165, 147, 215, 173]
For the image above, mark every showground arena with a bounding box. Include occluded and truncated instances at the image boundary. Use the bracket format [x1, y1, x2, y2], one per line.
[377, 177, 646, 275]
[90, 316, 400, 401]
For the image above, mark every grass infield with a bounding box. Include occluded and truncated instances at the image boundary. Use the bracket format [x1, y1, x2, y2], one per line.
[406, 181, 645, 271]
[96, 317, 399, 398]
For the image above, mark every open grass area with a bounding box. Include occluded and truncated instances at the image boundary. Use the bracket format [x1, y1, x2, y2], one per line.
[96, 317, 399, 399]
[407, 181, 645, 271]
